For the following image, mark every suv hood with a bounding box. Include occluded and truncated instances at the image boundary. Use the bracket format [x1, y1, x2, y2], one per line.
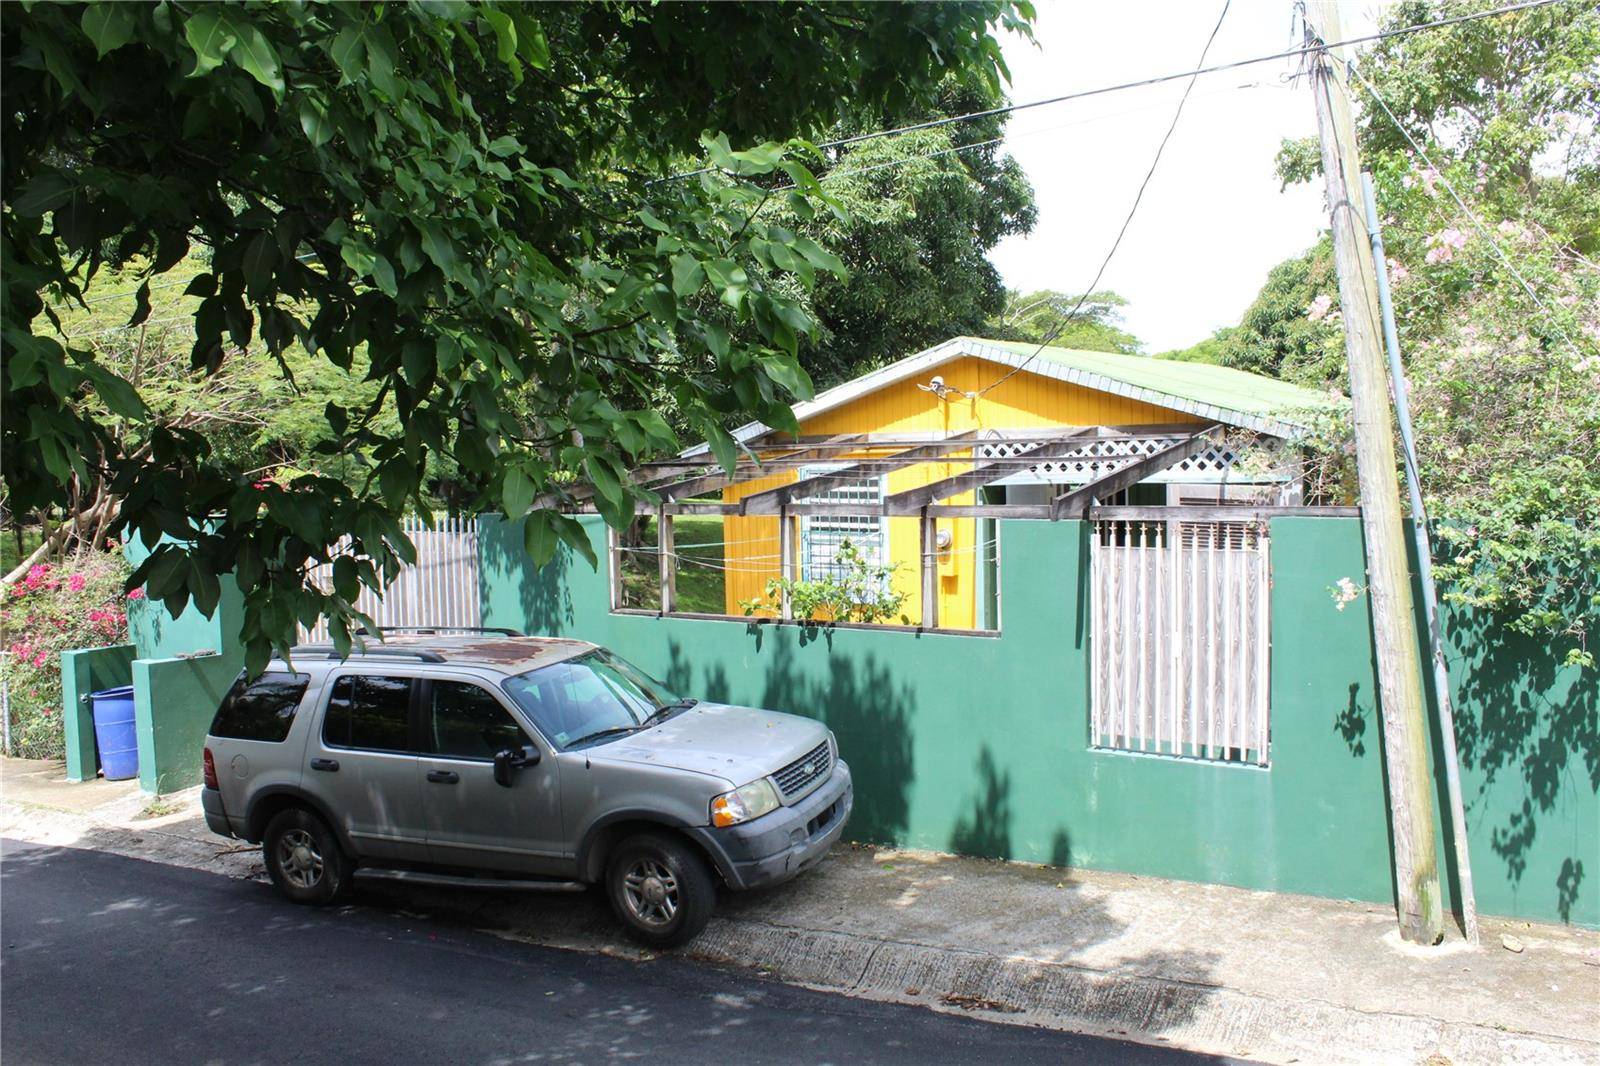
[588, 702, 827, 789]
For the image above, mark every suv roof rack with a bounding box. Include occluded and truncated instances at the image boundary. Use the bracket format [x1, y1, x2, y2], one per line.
[355, 626, 525, 637]
[290, 644, 448, 664]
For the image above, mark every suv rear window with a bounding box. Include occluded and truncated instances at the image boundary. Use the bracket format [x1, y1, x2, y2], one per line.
[211, 672, 311, 743]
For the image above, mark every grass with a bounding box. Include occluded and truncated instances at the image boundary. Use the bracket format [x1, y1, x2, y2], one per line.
[619, 514, 726, 614]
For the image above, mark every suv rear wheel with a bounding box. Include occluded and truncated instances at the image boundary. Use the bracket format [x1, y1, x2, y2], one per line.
[263, 807, 351, 905]
[604, 831, 715, 948]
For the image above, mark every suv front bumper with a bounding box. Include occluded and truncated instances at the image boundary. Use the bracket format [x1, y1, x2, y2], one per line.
[688, 760, 853, 891]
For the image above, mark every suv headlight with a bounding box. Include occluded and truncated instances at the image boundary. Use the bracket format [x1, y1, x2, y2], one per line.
[710, 779, 780, 827]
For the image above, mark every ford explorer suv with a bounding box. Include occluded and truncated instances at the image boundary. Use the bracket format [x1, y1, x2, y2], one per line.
[200, 629, 852, 947]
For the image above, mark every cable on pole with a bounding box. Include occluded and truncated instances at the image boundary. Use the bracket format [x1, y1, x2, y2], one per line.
[657, 0, 1571, 186]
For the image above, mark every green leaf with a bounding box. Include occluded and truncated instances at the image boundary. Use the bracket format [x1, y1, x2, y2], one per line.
[183, 10, 237, 77]
[486, 135, 522, 158]
[671, 254, 705, 296]
[11, 173, 74, 217]
[331, 556, 358, 602]
[328, 26, 367, 84]
[483, 8, 517, 64]
[522, 509, 557, 567]
[81, 4, 137, 59]
[417, 220, 457, 273]
[241, 232, 277, 299]
[370, 254, 397, 298]
[226, 17, 284, 96]
[299, 97, 335, 147]
[82, 363, 149, 419]
[502, 466, 535, 518]
[511, 13, 550, 69]
[127, 281, 152, 328]
[551, 513, 598, 570]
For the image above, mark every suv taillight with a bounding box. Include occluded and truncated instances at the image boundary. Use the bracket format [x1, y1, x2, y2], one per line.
[202, 747, 219, 790]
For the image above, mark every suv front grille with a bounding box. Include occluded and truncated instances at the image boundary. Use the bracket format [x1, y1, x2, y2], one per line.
[773, 740, 831, 799]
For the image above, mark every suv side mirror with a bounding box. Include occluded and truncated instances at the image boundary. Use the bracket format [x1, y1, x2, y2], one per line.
[493, 744, 540, 787]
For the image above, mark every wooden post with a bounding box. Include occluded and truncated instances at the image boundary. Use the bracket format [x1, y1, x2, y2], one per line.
[920, 509, 939, 630]
[778, 506, 794, 620]
[657, 506, 676, 615]
[607, 525, 624, 610]
[1306, 0, 1443, 945]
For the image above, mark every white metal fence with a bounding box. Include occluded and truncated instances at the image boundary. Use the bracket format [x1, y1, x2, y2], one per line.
[301, 514, 481, 642]
[1089, 517, 1271, 765]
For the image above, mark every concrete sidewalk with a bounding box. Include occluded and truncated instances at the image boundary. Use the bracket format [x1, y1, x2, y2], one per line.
[3, 758, 1595, 1065]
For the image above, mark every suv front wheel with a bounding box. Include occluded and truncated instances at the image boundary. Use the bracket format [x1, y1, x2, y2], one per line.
[604, 831, 715, 948]
[263, 807, 352, 906]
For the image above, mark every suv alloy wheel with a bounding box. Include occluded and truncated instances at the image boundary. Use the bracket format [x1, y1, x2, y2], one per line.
[263, 807, 352, 905]
[604, 831, 715, 948]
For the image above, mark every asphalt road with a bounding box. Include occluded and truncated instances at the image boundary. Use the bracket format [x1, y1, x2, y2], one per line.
[1, 840, 1228, 1065]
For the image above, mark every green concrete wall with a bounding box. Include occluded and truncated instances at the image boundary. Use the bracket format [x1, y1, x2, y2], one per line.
[124, 532, 245, 661]
[132, 653, 241, 794]
[480, 514, 1598, 928]
[59, 644, 136, 782]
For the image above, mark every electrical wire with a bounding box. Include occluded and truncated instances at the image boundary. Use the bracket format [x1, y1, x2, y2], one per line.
[658, 0, 1570, 185]
[974, 0, 1234, 399]
[1342, 57, 1594, 358]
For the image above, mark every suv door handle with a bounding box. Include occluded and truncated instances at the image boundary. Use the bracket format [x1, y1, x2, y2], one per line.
[426, 770, 460, 784]
[310, 758, 339, 772]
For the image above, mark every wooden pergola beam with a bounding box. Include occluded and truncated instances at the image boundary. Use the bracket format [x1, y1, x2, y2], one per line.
[648, 434, 866, 503]
[1050, 426, 1222, 519]
[738, 430, 990, 515]
[880, 429, 1100, 513]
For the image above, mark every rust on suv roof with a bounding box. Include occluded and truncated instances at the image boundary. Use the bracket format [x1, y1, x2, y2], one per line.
[290, 633, 593, 671]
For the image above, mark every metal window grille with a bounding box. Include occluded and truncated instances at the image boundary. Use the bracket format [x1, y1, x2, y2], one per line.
[797, 466, 886, 581]
[1090, 517, 1271, 765]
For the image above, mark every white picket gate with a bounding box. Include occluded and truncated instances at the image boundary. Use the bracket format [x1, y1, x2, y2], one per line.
[1089, 517, 1271, 765]
[300, 514, 481, 642]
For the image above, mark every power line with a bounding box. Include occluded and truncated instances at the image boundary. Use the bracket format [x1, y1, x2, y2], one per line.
[975, 0, 1234, 398]
[660, 0, 1570, 186]
[1344, 57, 1593, 358]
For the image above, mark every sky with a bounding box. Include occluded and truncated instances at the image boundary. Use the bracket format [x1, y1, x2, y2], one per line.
[990, 0, 1387, 353]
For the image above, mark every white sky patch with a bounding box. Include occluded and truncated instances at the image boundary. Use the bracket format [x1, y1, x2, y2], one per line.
[991, 0, 1387, 353]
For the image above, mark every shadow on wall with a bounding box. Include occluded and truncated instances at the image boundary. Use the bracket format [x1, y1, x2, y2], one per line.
[950, 746, 1013, 860]
[1446, 601, 1599, 924]
[726, 636, 916, 847]
[481, 518, 573, 636]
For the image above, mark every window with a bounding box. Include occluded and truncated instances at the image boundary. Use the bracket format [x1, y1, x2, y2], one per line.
[211, 671, 311, 743]
[502, 650, 682, 750]
[429, 680, 529, 760]
[797, 466, 886, 581]
[322, 675, 413, 752]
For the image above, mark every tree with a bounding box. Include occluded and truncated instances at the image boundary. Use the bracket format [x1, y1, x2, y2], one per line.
[759, 81, 1038, 389]
[1170, 0, 1599, 661]
[987, 288, 1143, 354]
[1, 1, 1031, 671]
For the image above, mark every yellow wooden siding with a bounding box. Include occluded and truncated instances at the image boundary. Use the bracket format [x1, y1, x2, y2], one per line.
[719, 357, 1203, 624]
[720, 469, 794, 616]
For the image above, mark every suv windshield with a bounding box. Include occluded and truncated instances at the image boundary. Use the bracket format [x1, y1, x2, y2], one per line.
[502, 650, 688, 750]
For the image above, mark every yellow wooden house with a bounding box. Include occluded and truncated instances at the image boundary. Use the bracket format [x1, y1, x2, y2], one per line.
[671, 336, 1335, 631]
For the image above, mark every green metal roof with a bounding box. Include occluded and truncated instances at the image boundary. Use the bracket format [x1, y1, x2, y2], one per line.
[961, 337, 1343, 430]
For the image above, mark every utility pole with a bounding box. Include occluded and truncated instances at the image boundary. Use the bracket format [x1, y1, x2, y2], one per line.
[1305, 0, 1444, 945]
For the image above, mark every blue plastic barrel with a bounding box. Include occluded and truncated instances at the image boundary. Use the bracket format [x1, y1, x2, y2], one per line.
[89, 686, 139, 781]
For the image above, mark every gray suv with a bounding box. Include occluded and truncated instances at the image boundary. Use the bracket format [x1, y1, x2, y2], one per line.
[200, 629, 852, 946]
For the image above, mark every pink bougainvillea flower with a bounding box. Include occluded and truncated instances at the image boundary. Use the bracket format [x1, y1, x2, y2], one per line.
[1306, 293, 1334, 322]
[67, 573, 87, 592]
[127, 587, 146, 601]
